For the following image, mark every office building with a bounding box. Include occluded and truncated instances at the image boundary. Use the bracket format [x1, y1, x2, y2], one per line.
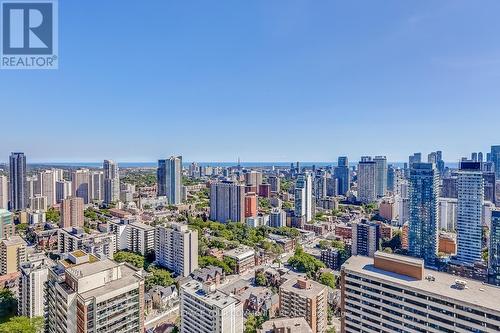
[335, 157, 351, 196]
[408, 152, 422, 168]
[0, 209, 14, 239]
[269, 208, 286, 228]
[55, 180, 72, 203]
[483, 172, 496, 204]
[58, 227, 116, 260]
[408, 163, 439, 266]
[0, 175, 8, 209]
[490, 209, 500, 285]
[9, 152, 27, 211]
[71, 169, 90, 204]
[0, 236, 27, 275]
[295, 172, 313, 223]
[210, 181, 245, 223]
[46, 251, 145, 333]
[18, 254, 53, 318]
[373, 156, 387, 198]
[60, 196, 84, 228]
[456, 161, 484, 264]
[357, 157, 376, 204]
[341, 251, 500, 333]
[491, 145, 500, 179]
[155, 223, 198, 277]
[180, 280, 243, 333]
[157, 156, 182, 205]
[387, 165, 396, 192]
[352, 219, 380, 257]
[280, 278, 328, 333]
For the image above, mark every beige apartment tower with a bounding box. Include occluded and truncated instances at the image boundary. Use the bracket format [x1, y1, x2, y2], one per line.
[155, 222, 198, 277]
[279, 278, 328, 333]
[0, 236, 27, 275]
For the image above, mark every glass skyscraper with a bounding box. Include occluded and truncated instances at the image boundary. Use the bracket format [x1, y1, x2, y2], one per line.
[335, 156, 351, 196]
[9, 152, 27, 211]
[456, 161, 484, 264]
[490, 210, 500, 285]
[408, 162, 439, 266]
[491, 145, 500, 179]
[157, 156, 183, 205]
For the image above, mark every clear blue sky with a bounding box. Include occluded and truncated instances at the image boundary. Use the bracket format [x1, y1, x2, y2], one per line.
[1, 0, 500, 163]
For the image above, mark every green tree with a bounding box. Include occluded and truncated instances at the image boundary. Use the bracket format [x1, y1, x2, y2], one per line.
[15, 224, 28, 232]
[145, 268, 175, 290]
[319, 272, 336, 289]
[0, 289, 17, 323]
[331, 240, 345, 250]
[199, 256, 233, 274]
[84, 208, 98, 220]
[288, 247, 325, 277]
[113, 251, 145, 269]
[244, 314, 267, 333]
[46, 207, 60, 223]
[482, 248, 489, 262]
[255, 272, 267, 286]
[0, 316, 43, 333]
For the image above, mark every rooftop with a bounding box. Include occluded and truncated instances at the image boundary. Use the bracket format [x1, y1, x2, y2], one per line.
[224, 246, 255, 261]
[343, 254, 500, 312]
[130, 221, 155, 231]
[280, 277, 327, 298]
[1, 236, 26, 247]
[181, 280, 239, 309]
[259, 317, 313, 333]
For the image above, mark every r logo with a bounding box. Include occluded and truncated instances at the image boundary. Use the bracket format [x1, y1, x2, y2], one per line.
[2, 2, 53, 54]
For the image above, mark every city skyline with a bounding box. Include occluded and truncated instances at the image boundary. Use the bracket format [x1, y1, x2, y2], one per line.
[2, 1, 500, 162]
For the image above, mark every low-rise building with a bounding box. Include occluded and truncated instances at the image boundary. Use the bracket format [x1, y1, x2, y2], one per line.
[58, 227, 116, 260]
[224, 246, 255, 274]
[439, 232, 457, 255]
[258, 317, 313, 333]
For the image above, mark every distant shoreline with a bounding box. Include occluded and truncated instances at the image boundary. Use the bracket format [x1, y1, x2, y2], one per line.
[9, 161, 460, 169]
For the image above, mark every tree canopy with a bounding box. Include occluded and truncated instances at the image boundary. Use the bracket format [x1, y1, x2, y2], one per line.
[0, 316, 43, 333]
[288, 247, 325, 276]
[113, 251, 145, 269]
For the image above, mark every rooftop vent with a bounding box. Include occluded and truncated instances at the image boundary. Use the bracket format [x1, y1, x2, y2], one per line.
[454, 279, 468, 290]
